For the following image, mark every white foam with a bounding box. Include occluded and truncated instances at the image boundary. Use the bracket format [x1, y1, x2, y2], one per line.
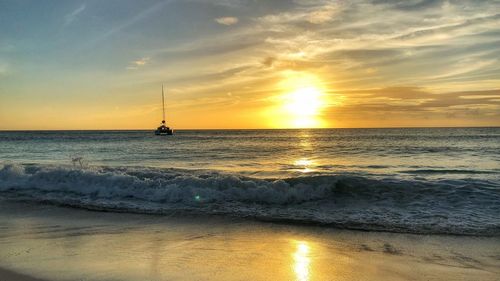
[1, 163, 499, 235]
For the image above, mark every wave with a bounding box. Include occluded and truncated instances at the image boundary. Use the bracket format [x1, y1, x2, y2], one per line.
[1, 163, 499, 236]
[400, 169, 499, 174]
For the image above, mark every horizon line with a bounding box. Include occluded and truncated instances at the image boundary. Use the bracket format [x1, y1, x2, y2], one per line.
[1, 126, 499, 132]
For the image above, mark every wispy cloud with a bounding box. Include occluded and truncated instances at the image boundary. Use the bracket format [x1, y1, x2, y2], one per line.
[83, 1, 171, 50]
[64, 4, 86, 26]
[215, 17, 239, 25]
[326, 87, 500, 126]
[257, 2, 341, 25]
[306, 4, 338, 24]
[126, 57, 150, 70]
[125, 0, 499, 114]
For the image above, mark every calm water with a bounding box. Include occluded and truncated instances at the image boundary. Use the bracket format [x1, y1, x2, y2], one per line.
[0, 128, 499, 235]
[1, 128, 499, 179]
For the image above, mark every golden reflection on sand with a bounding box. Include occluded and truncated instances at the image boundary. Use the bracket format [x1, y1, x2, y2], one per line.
[1, 202, 499, 281]
[293, 241, 311, 281]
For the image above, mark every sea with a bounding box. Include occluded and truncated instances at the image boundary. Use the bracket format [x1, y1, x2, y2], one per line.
[0, 128, 499, 235]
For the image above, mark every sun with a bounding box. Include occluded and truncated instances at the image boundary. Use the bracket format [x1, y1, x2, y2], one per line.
[282, 86, 325, 128]
[264, 72, 330, 128]
[284, 87, 323, 117]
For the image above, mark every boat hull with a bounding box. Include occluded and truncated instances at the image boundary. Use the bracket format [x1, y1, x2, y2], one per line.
[155, 131, 173, 136]
[155, 127, 173, 135]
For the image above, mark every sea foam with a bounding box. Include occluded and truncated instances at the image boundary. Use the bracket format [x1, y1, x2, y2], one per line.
[1, 163, 499, 236]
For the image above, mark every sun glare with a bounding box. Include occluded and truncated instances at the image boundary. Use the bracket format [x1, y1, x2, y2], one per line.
[264, 72, 331, 128]
[282, 75, 327, 127]
[285, 87, 322, 117]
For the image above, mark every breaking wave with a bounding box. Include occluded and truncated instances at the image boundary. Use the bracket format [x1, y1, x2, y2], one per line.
[1, 163, 499, 236]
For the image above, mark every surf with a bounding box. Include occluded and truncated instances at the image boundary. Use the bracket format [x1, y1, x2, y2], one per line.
[1, 163, 499, 236]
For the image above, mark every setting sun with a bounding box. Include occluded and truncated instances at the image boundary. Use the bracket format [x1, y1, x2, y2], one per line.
[264, 72, 329, 128]
[283, 86, 325, 128]
[284, 87, 322, 117]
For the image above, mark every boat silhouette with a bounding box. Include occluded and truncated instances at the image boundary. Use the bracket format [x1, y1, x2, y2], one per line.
[155, 84, 173, 135]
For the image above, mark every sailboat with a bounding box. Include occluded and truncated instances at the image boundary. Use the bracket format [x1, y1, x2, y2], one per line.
[154, 84, 173, 135]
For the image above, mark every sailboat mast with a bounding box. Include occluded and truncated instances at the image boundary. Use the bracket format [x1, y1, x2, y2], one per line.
[162, 84, 165, 121]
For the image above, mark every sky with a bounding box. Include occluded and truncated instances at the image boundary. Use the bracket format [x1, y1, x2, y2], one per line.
[0, 0, 499, 130]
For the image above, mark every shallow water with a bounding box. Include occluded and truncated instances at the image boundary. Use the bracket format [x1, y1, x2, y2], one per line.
[0, 128, 499, 235]
[0, 201, 499, 281]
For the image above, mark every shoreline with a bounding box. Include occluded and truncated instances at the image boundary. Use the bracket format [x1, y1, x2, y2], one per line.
[0, 200, 499, 281]
[2, 161, 498, 238]
[31, 200, 500, 237]
[0, 267, 49, 281]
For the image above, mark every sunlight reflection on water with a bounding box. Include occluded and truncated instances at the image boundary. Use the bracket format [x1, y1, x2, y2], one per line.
[294, 158, 315, 173]
[293, 241, 311, 281]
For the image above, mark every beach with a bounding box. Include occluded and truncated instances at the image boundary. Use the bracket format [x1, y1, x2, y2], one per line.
[0, 200, 498, 281]
[0, 129, 499, 280]
[0, 267, 48, 281]
[2, 0, 500, 278]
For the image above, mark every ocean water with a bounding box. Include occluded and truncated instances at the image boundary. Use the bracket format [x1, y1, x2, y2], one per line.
[0, 128, 499, 235]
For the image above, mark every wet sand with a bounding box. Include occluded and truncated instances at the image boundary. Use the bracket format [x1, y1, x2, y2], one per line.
[0, 200, 499, 281]
[0, 267, 48, 281]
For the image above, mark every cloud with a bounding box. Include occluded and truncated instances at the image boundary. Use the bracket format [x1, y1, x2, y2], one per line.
[371, 0, 443, 11]
[135, 0, 499, 113]
[307, 4, 338, 24]
[168, 65, 253, 85]
[81, 1, 171, 50]
[215, 17, 239, 25]
[64, 4, 86, 25]
[156, 39, 260, 61]
[133, 57, 150, 66]
[257, 2, 341, 25]
[126, 57, 150, 70]
[338, 87, 500, 112]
